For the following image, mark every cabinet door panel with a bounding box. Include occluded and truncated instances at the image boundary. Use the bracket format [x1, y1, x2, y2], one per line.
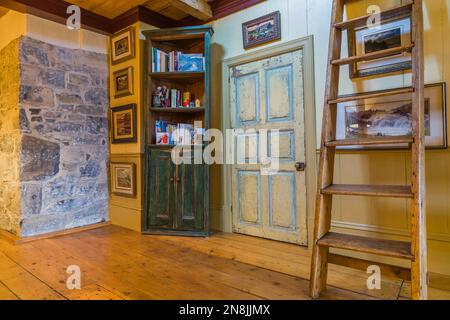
[177, 162, 206, 231]
[148, 149, 175, 229]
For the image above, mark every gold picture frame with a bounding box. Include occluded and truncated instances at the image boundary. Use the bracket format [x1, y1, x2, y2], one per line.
[111, 26, 135, 65]
[113, 67, 134, 98]
[111, 104, 137, 144]
[110, 162, 136, 198]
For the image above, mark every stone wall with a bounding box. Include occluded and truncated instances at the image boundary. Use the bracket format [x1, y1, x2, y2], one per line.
[0, 39, 21, 235]
[0, 36, 109, 237]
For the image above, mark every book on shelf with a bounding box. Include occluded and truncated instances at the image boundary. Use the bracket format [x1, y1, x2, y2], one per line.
[155, 120, 204, 146]
[152, 48, 205, 73]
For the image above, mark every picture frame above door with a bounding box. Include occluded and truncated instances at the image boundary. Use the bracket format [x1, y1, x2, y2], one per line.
[242, 11, 281, 50]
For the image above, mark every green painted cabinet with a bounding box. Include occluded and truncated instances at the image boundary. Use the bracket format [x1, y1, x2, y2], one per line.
[147, 148, 208, 236]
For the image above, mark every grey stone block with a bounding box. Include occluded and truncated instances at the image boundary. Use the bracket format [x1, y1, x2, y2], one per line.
[20, 135, 60, 181]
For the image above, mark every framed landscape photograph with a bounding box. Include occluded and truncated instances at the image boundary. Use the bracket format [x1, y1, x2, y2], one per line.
[336, 82, 447, 150]
[113, 67, 133, 98]
[348, 16, 412, 78]
[242, 11, 281, 50]
[111, 104, 137, 144]
[110, 162, 136, 198]
[111, 27, 135, 65]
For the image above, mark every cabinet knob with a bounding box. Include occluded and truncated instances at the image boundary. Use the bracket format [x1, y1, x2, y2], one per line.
[170, 178, 174, 182]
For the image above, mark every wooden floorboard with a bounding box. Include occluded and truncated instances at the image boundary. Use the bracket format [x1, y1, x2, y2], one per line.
[0, 225, 448, 300]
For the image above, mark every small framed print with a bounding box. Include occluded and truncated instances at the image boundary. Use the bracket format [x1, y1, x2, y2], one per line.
[242, 11, 281, 50]
[336, 82, 448, 150]
[113, 67, 133, 98]
[111, 104, 137, 144]
[348, 16, 412, 78]
[110, 162, 136, 198]
[111, 27, 135, 65]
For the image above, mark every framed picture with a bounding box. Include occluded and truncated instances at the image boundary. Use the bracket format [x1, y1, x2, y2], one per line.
[242, 11, 281, 50]
[111, 27, 135, 65]
[348, 16, 412, 78]
[111, 104, 137, 144]
[110, 162, 136, 198]
[113, 67, 133, 98]
[336, 82, 447, 150]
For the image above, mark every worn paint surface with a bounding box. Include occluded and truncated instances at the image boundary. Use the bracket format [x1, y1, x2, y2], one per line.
[229, 49, 307, 245]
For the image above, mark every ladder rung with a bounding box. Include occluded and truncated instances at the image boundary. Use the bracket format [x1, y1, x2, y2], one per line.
[328, 254, 412, 280]
[334, 2, 413, 30]
[328, 87, 413, 104]
[332, 45, 413, 66]
[326, 135, 414, 147]
[318, 232, 414, 260]
[321, 184, 414, 198]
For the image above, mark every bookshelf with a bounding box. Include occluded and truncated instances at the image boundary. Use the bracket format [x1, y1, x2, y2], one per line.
[142, 26, 213, 237]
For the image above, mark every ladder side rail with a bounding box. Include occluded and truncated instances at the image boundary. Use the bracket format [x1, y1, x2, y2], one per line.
[310, 0, 345, 299]
[410, 0, 428, 300]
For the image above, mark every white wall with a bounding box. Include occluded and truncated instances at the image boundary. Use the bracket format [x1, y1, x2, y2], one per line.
[26, 15, 108, 54]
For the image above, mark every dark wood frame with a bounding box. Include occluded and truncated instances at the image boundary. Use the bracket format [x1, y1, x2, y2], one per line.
[111, 104, 138, 144]
[142, 26, 213, 237]
[113, 66, 134, 98]
[110, 162, 137, 198]
[110, 26, 135, 65]
[347, 14, 412, 78]
[335, 82, 447, 151]
[242, 11, 281, 50]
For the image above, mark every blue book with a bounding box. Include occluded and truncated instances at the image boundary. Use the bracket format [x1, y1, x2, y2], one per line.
[179, 54, 204, 72]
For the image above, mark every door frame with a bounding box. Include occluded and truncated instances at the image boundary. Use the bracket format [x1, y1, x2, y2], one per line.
[221, 36, 317, 247]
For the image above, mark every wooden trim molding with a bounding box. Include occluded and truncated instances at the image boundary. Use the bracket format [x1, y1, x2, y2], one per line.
[0, 221, 111, 245]
[211, 0, 267, 20]
[112, 6, 175, 33]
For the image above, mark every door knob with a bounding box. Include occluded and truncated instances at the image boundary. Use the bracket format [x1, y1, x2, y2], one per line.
[295, 162, 306, 172]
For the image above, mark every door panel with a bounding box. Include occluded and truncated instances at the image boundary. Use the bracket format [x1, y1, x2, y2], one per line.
[266, 65, 294, 122]
[235, 72, 260, 125]
[177, 161, 205, 231]
[230, 49, 308, 245]
[148, 149, 175, 229]
[237, 171, 261, 225]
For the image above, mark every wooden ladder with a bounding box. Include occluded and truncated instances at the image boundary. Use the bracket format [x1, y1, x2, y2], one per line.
[310, 0, 427, 300]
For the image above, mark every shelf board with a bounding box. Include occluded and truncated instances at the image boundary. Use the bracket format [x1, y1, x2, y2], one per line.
[149, 71, 205, 82]
[150, 107, 205, 113]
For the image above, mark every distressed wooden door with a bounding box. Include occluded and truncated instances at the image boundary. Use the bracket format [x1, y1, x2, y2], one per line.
[229, 49, 308, 245]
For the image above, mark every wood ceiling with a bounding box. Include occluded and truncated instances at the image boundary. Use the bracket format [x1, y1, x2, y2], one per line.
[67, 0, 213, 20]
[0, 0, 266, 34]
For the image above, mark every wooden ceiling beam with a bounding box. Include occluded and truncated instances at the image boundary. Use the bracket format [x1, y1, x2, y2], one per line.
[168, 0, 213, 21]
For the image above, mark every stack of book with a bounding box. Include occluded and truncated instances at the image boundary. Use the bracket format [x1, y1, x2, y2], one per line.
[152, 48, 205, 72]
[156, 120, 204, 146]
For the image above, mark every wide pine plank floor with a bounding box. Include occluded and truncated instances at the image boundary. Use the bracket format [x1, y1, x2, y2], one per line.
[0, 225, 449, 300]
